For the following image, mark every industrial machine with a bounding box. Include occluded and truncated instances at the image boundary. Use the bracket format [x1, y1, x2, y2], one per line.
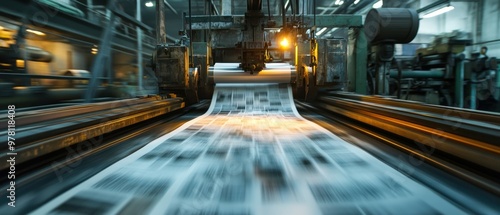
[150, 0, 375, 103]
[151, 44, 199, 104]
[364, 8, 420, 96]
[3, 2, 500, 215]
[377, 30, 499, 111]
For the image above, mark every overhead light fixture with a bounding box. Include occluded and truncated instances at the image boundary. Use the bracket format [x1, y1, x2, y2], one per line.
[284, 0, 290, 9]
[315, 27, 327, 36]
[422, 5, 454, 18]
[26, 29, 45, 36]
[373, 0, 383, 8]
[354, 0, 360, 4]
[145, 1, 154, 7]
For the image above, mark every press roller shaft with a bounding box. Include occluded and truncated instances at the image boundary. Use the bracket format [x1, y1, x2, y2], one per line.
[208, 63, 296, 84]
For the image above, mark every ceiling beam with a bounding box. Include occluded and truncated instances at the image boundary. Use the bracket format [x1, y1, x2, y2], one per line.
[210, 0, 220, 15]
[320, 1, 337, 15]
[163, 0, 178, 15]
[417, 0, 449, 13]
[317, 7, 337, 11]
[333, 0, 356, 14]
[186, 14, 362, 29]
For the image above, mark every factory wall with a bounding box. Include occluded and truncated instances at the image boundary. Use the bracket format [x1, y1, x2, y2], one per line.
[415, 1, 474, 40]
[480, 0, 500, 57]
[413, 0, 500, 58]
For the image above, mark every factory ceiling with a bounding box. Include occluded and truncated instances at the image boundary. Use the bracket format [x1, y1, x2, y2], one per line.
[88, 0, 377, 30]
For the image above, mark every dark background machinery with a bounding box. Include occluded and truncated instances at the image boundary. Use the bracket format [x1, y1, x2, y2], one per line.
[367, 29, 499, 111]
[151, 0, 372, 103]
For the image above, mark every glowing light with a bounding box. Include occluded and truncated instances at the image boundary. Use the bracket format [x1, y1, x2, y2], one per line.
[422, 5, 454, 18]
[91, 45, 98, 54]
[16, 59, 25, 68]
[145, 1, 154, 7]
[280, 38, 289, 48]
[27, 29, 45, 36]
[373, 0, 383, 8]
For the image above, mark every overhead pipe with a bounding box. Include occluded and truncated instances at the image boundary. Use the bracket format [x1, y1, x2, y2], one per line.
[417, 0, 449, 13]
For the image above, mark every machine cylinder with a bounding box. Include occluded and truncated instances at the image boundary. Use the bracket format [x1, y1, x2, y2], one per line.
[364, 8, 419, 44]
[208, 63, 296, 84]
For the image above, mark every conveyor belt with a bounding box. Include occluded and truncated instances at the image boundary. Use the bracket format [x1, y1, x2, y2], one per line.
[29, 83, 469, 215]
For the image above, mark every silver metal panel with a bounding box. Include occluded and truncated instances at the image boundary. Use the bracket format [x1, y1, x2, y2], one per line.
[316, 39, 347, 87]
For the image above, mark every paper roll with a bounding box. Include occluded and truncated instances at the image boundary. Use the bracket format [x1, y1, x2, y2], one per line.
[209, 62, 294, 83]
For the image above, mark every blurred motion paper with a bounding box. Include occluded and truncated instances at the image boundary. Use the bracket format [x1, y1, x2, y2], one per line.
[31, 65, 467, 214]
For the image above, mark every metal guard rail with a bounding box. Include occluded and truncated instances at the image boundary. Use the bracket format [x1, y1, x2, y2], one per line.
[0, 97, 185, 170]
[317, 94, 500, 174]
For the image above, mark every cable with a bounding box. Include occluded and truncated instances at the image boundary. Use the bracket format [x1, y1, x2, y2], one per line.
[209, 0, 212, 42]
[282, 0, 286, 28]
[313, 0, 316, 27]
[302, 0, 304, 23]
[188, 0, 193, 67]
[267, 0, 271, 20]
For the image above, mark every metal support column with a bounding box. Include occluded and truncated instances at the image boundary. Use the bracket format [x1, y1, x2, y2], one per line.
[156, 0, 167, 44]
[221, 0, 232, 15]
[85, 1, 116, 103]
[470, 73, 477, 110]
[310, 39, 318, 84]
[495, 68, 500, 100]
[454, 58, 464, 107]
[136, 0, 143, 94]
[15, 25, 28, 83]
[355, 28, 367, 94]
[87, 0, 93, 19]
[375, 62, 390, 95]
[373, 43, 394, 96]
